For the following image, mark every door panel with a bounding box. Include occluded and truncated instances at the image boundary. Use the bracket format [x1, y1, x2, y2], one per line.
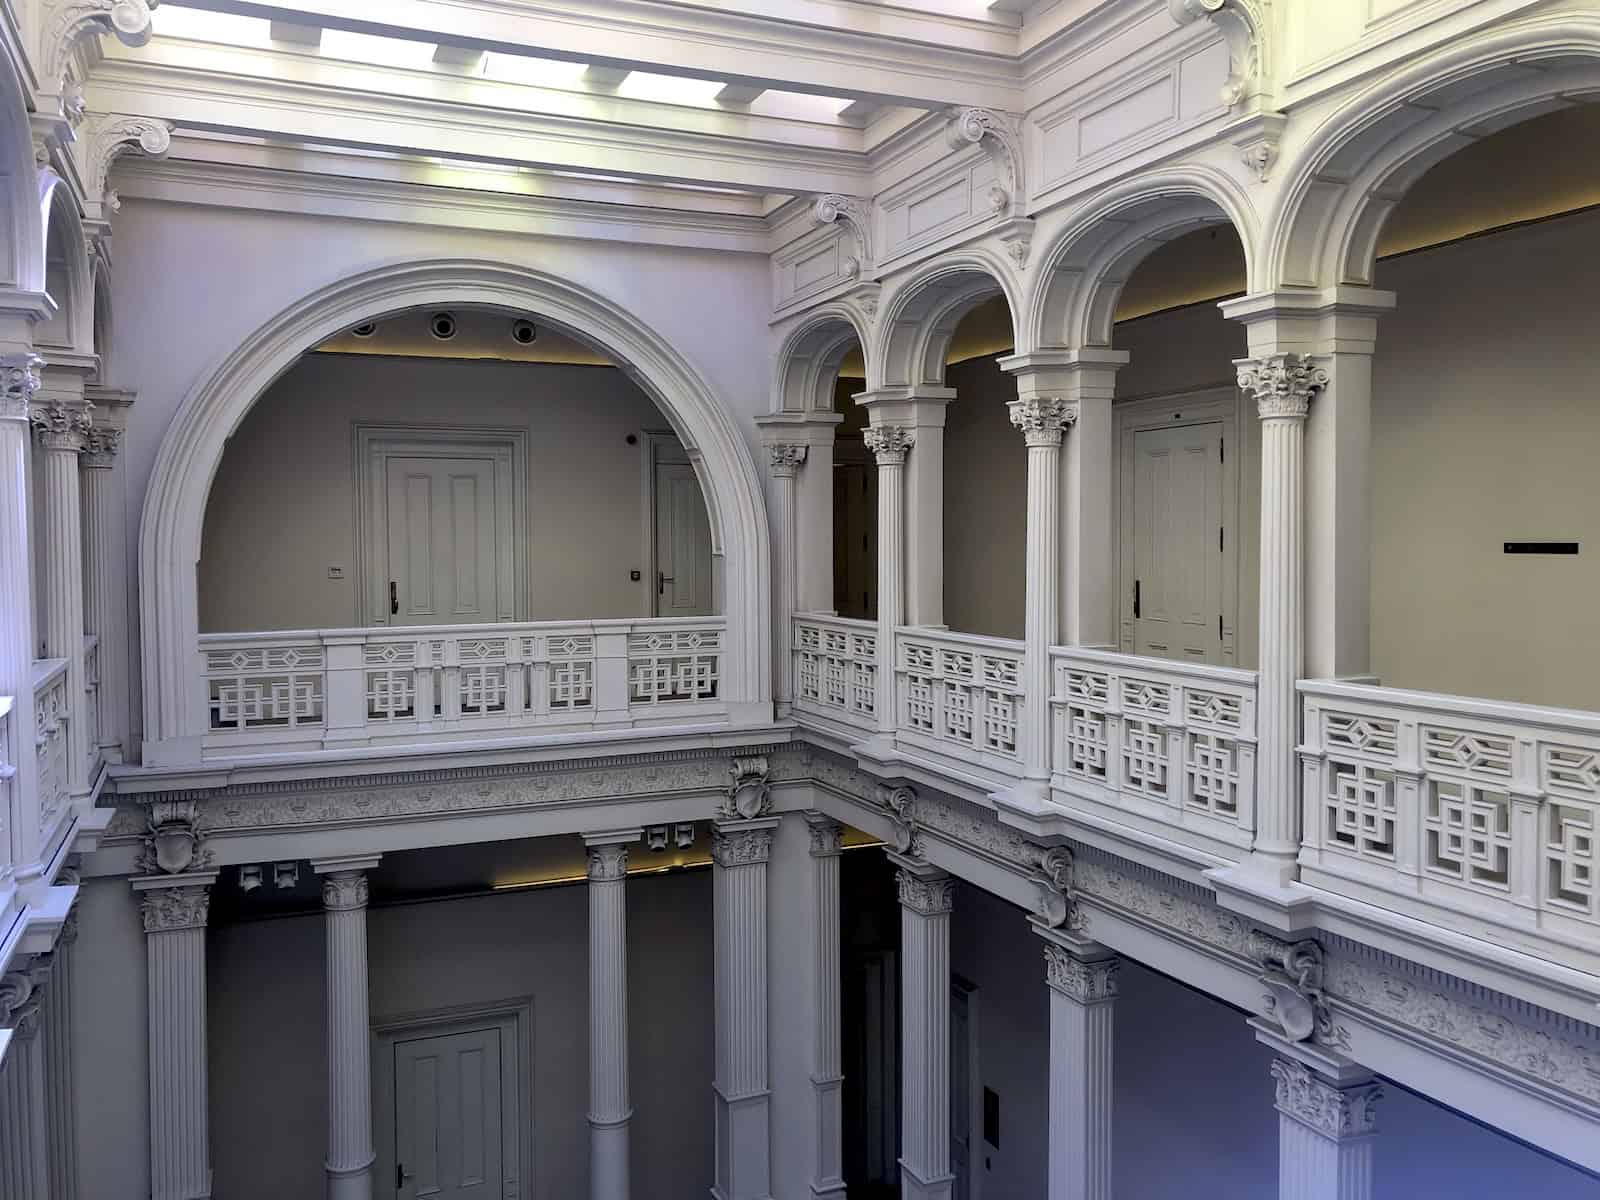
[1131, 423, 1224, 663]
[654, 461, 713, 616]
[385, 456, 499, 627]
[395, 1028, 503, 1200]
[950, 984, 974, 1200]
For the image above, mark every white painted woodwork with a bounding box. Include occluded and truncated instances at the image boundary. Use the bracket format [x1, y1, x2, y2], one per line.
[948, 979, 977, 1200]
[314, 857, 379, 1200]
[793, 614, 877, 733]
[895, 858, 954, 1200]
[384, 455, 501, 628]
[585, 830, 639, 1200]
[1130, 422, 1224, 664]
[895, 627, 1024, 778]
[764, 444, 803, 706]
[653, 461, 713, 618]
[394, 1027, 505, 1200]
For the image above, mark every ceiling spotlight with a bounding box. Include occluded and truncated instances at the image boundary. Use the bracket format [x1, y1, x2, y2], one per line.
[430, 311, 457, 340]
[238, 864, 263, 892]
[674, 823, 696, 849]
[511, 318, 538, 345]
[274, 862, 300, 889]
[645, 825, 669, 853]
[350, 322, 377, 338]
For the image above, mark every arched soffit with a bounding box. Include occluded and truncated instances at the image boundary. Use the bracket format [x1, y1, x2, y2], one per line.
[872, 249, 1021, 390]
[773, 304, 869, 414]
[0, 56, 41, 293]
[1026, 167, 1257, 351]
[1268, 12, 1600, 288]
[37, 170, 92, 355]
[140, 258, 773, 745]
[90, 253, 112, 377]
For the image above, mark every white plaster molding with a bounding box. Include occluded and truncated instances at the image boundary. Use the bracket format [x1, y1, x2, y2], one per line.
[944, 106, 1025, 214]
[136, 881, 210, 933]
[28, 396, 91, 452]
[80, 423, 119, 468]
[40, 0, 157, 99]
[812, 194, 874, 276]
[1007, 395, 1077, 447]
[1236, 352, 1328, 421]
[1271, 1059, 1381, 1139]
[722, 754, 772, 821]
[896, 865, 955, 916]
[861, 422, 914, 465]
[78, 112, 171, 219]
[1043, 943, 1119, 1004]
[766, 442, 807, 478]
[1251, 930, 1348, 1049]
[0, 353, 42, 421]
[711, 823, 773, 868]
[586, 840, 630, 882]
[1167, 0, 1269, 111]
[878, 782, 921, 857]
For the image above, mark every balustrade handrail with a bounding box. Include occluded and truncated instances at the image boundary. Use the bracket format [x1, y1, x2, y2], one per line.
[897, 624, 1025, 656]
[198, 614, 725, 646]
[1052, 644, 1258, 690]
[1299, 677, 1600, 736]
[31, 657, 66, 692]
[792, 611, 877, 632]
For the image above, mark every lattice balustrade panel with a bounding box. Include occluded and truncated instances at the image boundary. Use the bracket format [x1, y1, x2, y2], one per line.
[1183, 689, 1246, 818]
[205, 644, 326, 730]
[1121, 717, 1169, 797]
[547, 635, 596, 711]
[897, 635, 1023, 759]
[628, 628, 721, 704]
[1543, 743, 1600, 920]
[1324, 760, 1399, 859]
[1425, 779, 1511, 889]
[1058, 668, 1111, 781]
[363, 641, 418, 720]
[33, 669, 68, 835]
[793, 619, 876, 724]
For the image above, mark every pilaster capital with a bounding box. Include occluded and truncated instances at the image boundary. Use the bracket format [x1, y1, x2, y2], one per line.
[861, 423, 914, 466]
[767, 443, 808, 478]
[1007, 396, 1077, 447]
[1042, 944, 1119, 1003]
[1270, 1058, 1382, 1138]
[895, 866, 953, 916]
[712, 822, 775, 868]
[804, 810, 844, 858]
[81, 423, 121, 468]
[587, 841, 630, 882]
[0, 352, 43, 421]
[1235, 353, 1327, 421]
[321, 871, 369, 911]
[30, 395, 93, 452]
[137, 881, 213, 933]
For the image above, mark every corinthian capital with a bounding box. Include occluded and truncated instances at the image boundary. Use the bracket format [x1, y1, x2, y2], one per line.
[1236, 353, 1327, 421]
[82, 424, 122, 468]
[767, 443, 807, 478]
[895, 868, 953, 916]
[140, 884, 211, 933]
[1007, 396, 1078, 447]
[0, 353, 43, 421]
[587, 842, 629, 883]
[30, 398, 93, 452]
[862, 423, 914, 466]
[1270, 1059, 1382, 1139]
[322, 871, 370, 911]
[1043, 945, 1119, 1003]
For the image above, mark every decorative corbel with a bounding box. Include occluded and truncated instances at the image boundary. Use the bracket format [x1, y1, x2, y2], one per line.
[42, 1, 159, 100]
[721, 755, 772, 821]
[878, 783, 920, 858]
[1250, 930, 1349, 1048]
[945, 107, 1025, 216]
[1031, 845, 1084, 931]
[79, 113, 173, 219]
[137, 794, 211, 875]
[1234, 111, 1287, 184]
[812, 193, 874, 277]
[1168, 0, 1270, 112]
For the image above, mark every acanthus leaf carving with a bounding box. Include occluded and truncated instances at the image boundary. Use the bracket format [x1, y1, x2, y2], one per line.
[878, 783, 920, 858]
[1032, 845, 1083, 931]
[80, 113, 174, 217]
[321, 870, 370, 911]
[711, 825, 773, 868]
[767, 443, 807, 478]
[1168, 0, 1270, 112]
[1236, 353, 1327, 421]
[1043, 945, 1118, 1003]
[812, 193, 874, 277]
[861, 423, 914, 466]
[42, 1, 159, 100]
[804, 810, 844, 858]
[30, 398, 93, 452]
[139, 883, 211, 933]
[0, 353, 44, 422]
[1007, 396, 1078, 448]
[895, 867, 953, 915]
[944, 107, 1024, 217]
[1270, 1059, 1382, 1139]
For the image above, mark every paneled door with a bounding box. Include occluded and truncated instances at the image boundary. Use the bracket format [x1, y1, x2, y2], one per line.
[653, 460, 713, 616]
[384, 456, 500, 627]
[394, 1026, 504, 1200]
[1130, 422, 1224, 663]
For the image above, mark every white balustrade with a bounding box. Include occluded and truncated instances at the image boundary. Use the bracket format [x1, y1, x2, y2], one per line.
[1300, 680, 1600, 970]
[81, 634, 100, 778]
[31, 659, 69, 842]
[895, 628, 1025, 773]
[0, 695, 14, 889]
[793, 614, 878, 732]
[1050, 647, 1259, 857]
[198, 618, 727, 756]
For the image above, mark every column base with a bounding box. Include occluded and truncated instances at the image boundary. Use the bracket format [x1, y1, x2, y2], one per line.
[326, 1155, 374, 1200]
[899, 1159, 955, 1200]
[589, 1117, 630, 1200]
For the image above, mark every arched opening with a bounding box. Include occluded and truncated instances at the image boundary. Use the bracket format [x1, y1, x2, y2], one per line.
[141, 260, 770, 761]
[34, 176, 89, 356]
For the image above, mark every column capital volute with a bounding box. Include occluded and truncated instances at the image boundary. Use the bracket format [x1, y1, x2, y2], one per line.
[132, 870, 219, 933]
[861, 422, 915, 466]
[583, 828, 641, 882]
[1235, 352, 1328, 421]
[803, 810, 844, 857]
[311, 854, 381, 910]
[1036, 927, 1118, 1003]
[711, 817, 778, 868]
[1007, 396, 1078, 447]
[0, 351, 43, 421]
[30, 394, 93, 452]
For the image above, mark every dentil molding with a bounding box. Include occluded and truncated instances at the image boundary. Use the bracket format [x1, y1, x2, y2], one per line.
[1270, 1059, 1381, 1139]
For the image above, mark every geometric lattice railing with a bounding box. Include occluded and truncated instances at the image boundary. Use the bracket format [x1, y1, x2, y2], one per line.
[896, 628, 1025, 770]
[1049, 647, 1258, 856]
[32, 658, 69, 840]
[793, 614, 877, 731]
[1300, 679, 1600, 966]
[198, 617, 727, 756]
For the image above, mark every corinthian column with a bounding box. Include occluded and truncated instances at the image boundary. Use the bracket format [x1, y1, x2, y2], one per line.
[711, 817, 777, 1200]
[584, 830, 639, 1200]
[81, 387, 133, 761]
[1037, 929, 1117, 1200]
[0, 354, 41, 871]
[1235, 355, 1325, 884]
[0, 961, 51, 1199]
[765, 444, 807, 710]
[804, 812, 846, 1197]
[133, 872, 217, 1200]
[312, 856, 380, 1200]
[45, 906, 80, 1200]
[862, 424, 914, 736]
[894, 856, 954, 1200]
[31, 379, 93, 803]
[1271, 1057, 1381, 1200]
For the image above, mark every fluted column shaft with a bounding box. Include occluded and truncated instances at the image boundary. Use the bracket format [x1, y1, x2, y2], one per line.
[585, 831, 638, 1200]
[314, 857, 379, 1200]
[32, 384, 92, 802]
[711, 818, 776, 1200]
[863, 425, 914, 735]
[1038, 930, 1118, 1200]
[79, 416, 128, 760]
[1271, 1058, 1381, 1200]
[766, 446, 806, 709]
[46, 912, 79, 1200]
[0, 960, 52, 1200]
[135, 872, 216, 1200]
[0, 355, 41, 876]
[894, 858, 954, 1200]
[805, 813, 846, 1197]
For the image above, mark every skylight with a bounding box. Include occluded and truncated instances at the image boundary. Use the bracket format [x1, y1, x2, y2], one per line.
[319, 29, 438, 70]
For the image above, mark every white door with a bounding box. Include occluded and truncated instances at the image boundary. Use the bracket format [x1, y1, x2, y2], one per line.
[1131, 423, 1224, 663]
[654, 461, 712, 616]
[385, 456, 500, 627]
[394, 1027, 504, 1200]
[950, 982, 976, 1200]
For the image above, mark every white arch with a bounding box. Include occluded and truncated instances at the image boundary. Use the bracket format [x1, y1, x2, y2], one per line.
[36, 170, 93, 356]
[0, 55, 41, 297]
[871, 247, 1021, 391]
[772, 302, 870, 414]
[1024, 165, 1257, 351]
[139, 258, 773, 756]
[1267, 12, 1600, 289]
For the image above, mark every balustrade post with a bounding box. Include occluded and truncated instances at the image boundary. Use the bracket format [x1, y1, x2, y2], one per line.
[81, 386, 134, 762]
[594, 624, 632, 725]
[862, 423, 914, 739]
[322, 635, 368, 744]
[0, 352, 41, 881]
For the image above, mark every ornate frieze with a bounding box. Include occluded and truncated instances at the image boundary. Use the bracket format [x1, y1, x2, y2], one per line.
[321, 870, 370, 911]
[804, 810, 844, 858]
[767, 443, 807, 478]
[0, 353, 43, 421]
[861, 423, 914, 466]
[29, 399, 93, 453]
[587, 842, 630, 883]
[1270, 1059, 1381, 1139]
[140, 884, 211, 933]
[1007, 396, 1078, 447]
[1044, 945, 1119, 1004]
[896, 867, 954, 915]
[722, 754, 772, 820]
[712, 825, 773, 868]
[1236, 353, 1328, 421]
[82, 424, 121, 469]
[944, 107, 1024, 214]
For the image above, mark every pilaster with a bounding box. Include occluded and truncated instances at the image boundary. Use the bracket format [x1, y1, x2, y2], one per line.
[764, 442, 807, 710]
[861, 422, 915, 737]
[81, 386, 134, 761]
[45, 903, 79, 1200]
[1035, 926, 1118, 1200]
[312, 855, 381, 1200]
[584, 829, 641, 1200]
[754, 412, 842, 616]
[803, 812, 846, 1198]
[0, 961, 51, 1199]
[0, 353, 41, 880]
[858, 390, 953, 628]
[1268, 1053, 1381, 1200]
[892, 854, 954, 1200]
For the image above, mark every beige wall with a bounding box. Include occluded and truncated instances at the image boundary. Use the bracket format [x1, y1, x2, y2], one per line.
[198, 353, 699, 632]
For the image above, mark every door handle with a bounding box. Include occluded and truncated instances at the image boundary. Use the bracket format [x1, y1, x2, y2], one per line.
[397, 1161, 404, 1191]
[389, 580, 398, 616]
[658, 571, 674, 596]
[1133, 579, 1141, 619]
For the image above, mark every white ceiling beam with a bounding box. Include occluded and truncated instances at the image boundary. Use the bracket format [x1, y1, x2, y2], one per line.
[268, 20, 322, 46]
[168, 0, 1022, 110]
[431, 44, 486, 70]
[835, 98, 882, 128]
[581, 64, 632, 91]
[713, 83, 766, 107]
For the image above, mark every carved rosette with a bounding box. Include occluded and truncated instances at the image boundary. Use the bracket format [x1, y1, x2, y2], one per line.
[1007, 396, 1078, 448]
[862, 423, 914, 466]
[140, 884, 211, 933]
[0, 352, 43, 422]
[1043, 946, 1119, 1004]
[322, 871, 370, 912]
[722, 754, 772, 820]
[896, 868, 953, 916]
[804, 811, 844, 858]
[1270, 1059, 1382, 1139]
[82, 424, 121, 469]
[587, 842, 629, 883]
[712, 825, 773, 868]
[767, 443, 807, 479]
[1236, 353, 1328, 421]
[30, 399, 93, 453]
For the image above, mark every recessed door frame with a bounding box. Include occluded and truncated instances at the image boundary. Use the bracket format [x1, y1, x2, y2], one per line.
[639, 428, 710, 618]
[372, 996, 533, 1200]
[1113, 385, 1243, 665]
[354, 424, 530, 627]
